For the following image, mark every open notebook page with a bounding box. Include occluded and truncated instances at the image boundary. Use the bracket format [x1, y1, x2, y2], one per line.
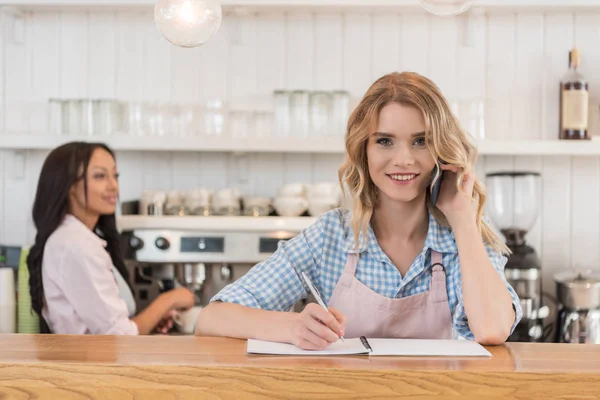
[247, 338, 368, 355]
[247, 338, 491, 357]
[368, 338, 492, 357]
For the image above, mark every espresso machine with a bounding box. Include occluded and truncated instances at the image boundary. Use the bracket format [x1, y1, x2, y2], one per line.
[120, 222, 301, 331]
[486, 171, 552, 342]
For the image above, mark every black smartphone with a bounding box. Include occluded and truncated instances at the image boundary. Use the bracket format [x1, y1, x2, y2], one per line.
[430, 162, 444, 207]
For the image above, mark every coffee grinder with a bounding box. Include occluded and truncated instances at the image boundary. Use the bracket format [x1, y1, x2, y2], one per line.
[486, 172, 550, 342]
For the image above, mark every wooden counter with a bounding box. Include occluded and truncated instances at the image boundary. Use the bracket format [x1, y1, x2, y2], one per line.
[0, 334, 599, 399]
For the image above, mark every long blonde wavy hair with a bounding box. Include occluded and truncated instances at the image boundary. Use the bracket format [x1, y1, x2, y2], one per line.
[338, 72, 509, 256]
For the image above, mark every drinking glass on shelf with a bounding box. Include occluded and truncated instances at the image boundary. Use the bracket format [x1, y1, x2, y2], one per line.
[254, 111, 274, 137]
[331, 90, 350, 137]
[94, 100, 122, 136]
[63, 100, 82, 136]
[80, 99, 95, 136]
[310, 91, 332, 137]
[457, 99, 486, 140]
[163, 103, 181, 137]
[273, 90, 290, 137]
[122, 102, 146, 136]
[180, 104, 204, 137]
[290, 90, 309, 137]
[147, 102, 167, 137]
[48, 98, 64, 135]
[204, 99, 226, 136]
[229, 110, 253, 138]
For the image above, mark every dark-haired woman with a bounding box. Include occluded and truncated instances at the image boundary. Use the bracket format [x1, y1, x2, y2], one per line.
[28, 141, 194, 335]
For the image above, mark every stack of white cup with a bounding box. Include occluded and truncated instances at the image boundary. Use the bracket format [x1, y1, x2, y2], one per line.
[213, 188, 241, 216]
[186, 188, 213, 216]
[273, 184, 309, 217]
[307, 182, 342, 216]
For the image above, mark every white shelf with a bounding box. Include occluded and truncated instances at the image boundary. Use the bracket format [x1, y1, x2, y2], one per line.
[5, 0, 600, 9]
[476, 139, 600, 156]
[116, 215, 316, 232]
[3, 134, 600, 156]
[0, 134, 345, 154]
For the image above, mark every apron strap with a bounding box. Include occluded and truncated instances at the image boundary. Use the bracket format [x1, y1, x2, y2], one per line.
[334, 252, 360, 289]
[345, 253, 359, 275]
[430, 250, 449, 303]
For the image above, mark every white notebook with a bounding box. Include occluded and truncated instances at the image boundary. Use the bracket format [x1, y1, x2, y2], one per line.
[246, 337, 492, 357]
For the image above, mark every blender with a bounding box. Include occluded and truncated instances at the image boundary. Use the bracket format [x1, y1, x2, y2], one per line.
[485, 172, 551, 342]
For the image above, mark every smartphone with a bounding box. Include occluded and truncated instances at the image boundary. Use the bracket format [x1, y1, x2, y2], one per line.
[430, 162, 444, 207]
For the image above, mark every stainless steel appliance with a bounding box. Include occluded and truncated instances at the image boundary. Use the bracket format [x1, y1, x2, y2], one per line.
[120, 226, 302, 333]
[555, 270, 600, 344]
[486, 172, 553, 342]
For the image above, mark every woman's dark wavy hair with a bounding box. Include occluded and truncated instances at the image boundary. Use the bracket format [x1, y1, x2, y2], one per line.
[27, 141, 129, 330]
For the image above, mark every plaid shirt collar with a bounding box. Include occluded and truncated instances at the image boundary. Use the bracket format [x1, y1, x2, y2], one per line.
[343, 210, 458, 259]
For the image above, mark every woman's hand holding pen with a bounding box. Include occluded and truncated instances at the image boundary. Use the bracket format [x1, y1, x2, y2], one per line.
[290, 303, 346, 350]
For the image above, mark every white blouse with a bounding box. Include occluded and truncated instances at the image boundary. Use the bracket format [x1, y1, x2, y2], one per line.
[41, 214, 138, 335]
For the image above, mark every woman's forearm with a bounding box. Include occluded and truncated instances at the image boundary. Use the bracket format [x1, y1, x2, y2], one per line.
[195, 302, 297, 343]
[451, 219, 515, 344]
[132, 292, 173, 335]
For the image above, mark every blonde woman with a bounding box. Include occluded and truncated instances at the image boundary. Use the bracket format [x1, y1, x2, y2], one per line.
[196, 72, 522, 349]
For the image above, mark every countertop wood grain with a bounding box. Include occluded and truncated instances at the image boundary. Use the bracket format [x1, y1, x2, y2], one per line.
[1, 334, 599, 399]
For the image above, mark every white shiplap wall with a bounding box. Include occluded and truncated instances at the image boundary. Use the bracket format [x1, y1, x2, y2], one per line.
[1, 8, 600, 295]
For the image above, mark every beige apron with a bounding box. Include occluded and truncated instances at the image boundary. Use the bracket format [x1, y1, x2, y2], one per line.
[328, 250, 452, 339]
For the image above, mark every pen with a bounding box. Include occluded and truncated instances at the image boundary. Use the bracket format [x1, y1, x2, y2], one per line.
[300, 271, 345, 342]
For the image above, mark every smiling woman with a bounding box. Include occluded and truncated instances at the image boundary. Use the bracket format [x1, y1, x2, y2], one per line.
[196, 72, 522, 349]
[26, 141, 195, 336]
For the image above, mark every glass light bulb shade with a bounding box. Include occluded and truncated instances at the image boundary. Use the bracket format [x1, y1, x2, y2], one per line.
[418, 0, 476, 16]
[154, 0, 222, 48]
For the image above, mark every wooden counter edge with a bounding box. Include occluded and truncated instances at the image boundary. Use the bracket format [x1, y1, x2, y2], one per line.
[2, 361, 600, 399]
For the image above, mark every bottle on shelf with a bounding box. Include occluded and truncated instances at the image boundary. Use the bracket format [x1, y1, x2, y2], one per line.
[559, 47, 589, 140]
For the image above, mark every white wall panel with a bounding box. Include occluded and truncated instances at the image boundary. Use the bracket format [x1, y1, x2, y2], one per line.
[400, 14, 429, 76]
[284, 154, 313, 184]
[170, 44, 202, 104]
[115, 12, 145, 101]
[314, 13, 343, 90]
[89, 12, 117, 100]
[115, 151, 143, 202]
[371, 14, 400, 81]
[230, 15, 258, 103]
[429, 16, 458, 100]
[142, 13, 172, 102]
[60, 12, 88, 99]
[199, 17, 230, 102]
[256, 13, 286, 95]
[486, 13, 516, 140]
[456, 12, 486, 141]
[4, 12, 31, 133]
[30, 12, 60, 133]
[342, 13, 372, 99]
[513, 13, 544, 140]
[285, 13, 314, 90]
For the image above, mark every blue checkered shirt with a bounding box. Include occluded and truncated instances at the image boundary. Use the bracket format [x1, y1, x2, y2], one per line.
[211, 208, 523, 340]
